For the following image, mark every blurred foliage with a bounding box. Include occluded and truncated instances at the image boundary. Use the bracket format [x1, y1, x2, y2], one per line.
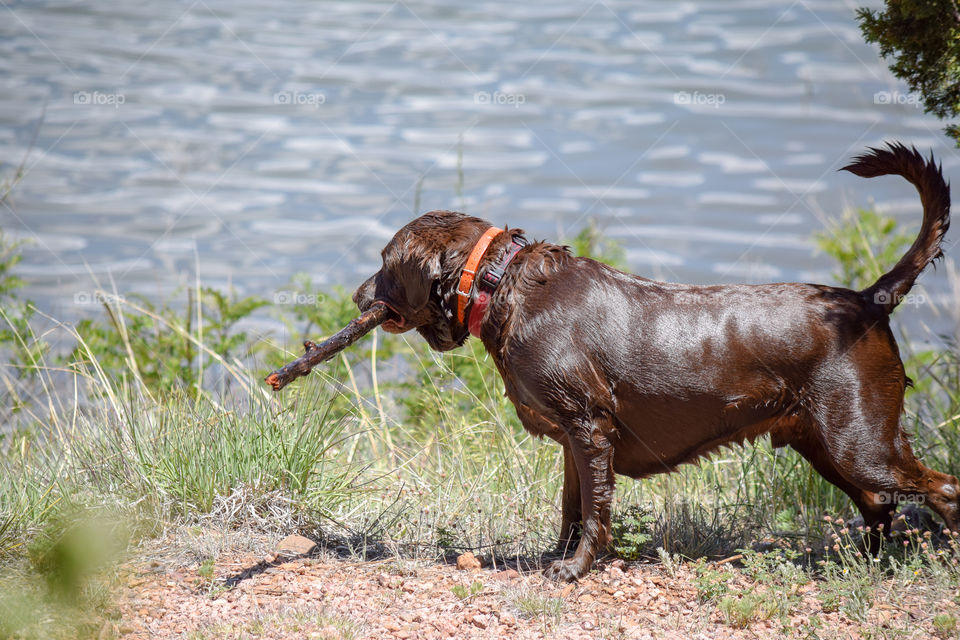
[569, 217, 627, 271]
[814, 207, 914, 289]
[1, 509, 126, 639]
[69, 287, 267, 397]
[0, 230, 23, 299]
[857, 0, 960, 146]
[0, 231, 46, 394]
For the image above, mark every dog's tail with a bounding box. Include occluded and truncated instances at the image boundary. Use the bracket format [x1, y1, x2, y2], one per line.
[842, 142, 950, 314]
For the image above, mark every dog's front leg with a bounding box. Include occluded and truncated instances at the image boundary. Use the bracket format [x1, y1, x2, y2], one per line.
[545, 419, 614, 581]
[556, 444, 583, 554]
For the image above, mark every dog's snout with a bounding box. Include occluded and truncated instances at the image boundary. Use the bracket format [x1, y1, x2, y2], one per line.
[353, 274, 377, 310]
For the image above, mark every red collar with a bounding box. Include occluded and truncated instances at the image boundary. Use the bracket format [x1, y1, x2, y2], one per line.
[455, 226, 526, 338]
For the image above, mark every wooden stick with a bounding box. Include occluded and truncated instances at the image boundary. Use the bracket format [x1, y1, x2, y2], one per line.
[264, 302, 390, 391]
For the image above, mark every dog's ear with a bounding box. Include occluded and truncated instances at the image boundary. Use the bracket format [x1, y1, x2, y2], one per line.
[394, 255, 440, 310]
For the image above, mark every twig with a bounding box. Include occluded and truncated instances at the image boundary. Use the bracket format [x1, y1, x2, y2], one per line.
[265, 302, 390, 391]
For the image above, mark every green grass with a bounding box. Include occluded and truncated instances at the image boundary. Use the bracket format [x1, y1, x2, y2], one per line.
[0, 210, 958, 637]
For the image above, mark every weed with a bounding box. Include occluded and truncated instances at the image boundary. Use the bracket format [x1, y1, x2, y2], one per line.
[191, 607, 359, 640]
[648, 500, 748, 560]
[737, 548, 807, 620]
[451, 580, 483, 600]
[656, 547, 682, 578]
[933, 614, 958, 639]
[512, 591, 563, 626]
[692, 559, 732, 603]
[197, 557, 215, 582]
[610, 505, 654, 560]
[718, 593, 767, 628]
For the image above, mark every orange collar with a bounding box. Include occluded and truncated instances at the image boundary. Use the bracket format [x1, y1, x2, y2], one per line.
[456, 226, 503, 324]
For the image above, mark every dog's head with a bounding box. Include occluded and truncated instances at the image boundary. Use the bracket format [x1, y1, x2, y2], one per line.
[352, 210, 495, 351]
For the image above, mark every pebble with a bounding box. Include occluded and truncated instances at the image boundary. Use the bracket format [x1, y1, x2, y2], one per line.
[276, 534, 317, 556]
[492, 569, 520, 581]
[456, 552, 482, 571]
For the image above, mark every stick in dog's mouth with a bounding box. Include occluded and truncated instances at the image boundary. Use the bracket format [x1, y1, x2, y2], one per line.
[264, 301, 390, 391]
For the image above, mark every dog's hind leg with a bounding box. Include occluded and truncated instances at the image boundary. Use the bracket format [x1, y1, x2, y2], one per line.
[809, 382, 960, 536]
[789, 432, 894, 553]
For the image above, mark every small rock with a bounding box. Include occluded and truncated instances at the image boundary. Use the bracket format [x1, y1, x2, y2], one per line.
[383, 620, 401, 632]
[456, 552, 482, 571]
[560, 584, 575, 599]
[276, 535, 317, 556]
[500, 613, 516, 626]
[471, 614, 489, 629]
[874, 608, 894, 627]
[582, 620, 596, 631]
[492, 569, 520, 582]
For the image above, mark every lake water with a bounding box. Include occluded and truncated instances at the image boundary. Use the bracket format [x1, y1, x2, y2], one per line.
[1, 0, 957, 340]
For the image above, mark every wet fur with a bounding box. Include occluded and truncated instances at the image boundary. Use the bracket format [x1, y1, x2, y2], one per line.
[353, 143, 956, 581]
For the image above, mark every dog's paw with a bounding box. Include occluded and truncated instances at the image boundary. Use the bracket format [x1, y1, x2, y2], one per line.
[544, 558, 586, 582]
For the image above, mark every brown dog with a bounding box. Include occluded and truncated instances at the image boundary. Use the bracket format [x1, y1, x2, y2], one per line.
[353, 143, 955, 581]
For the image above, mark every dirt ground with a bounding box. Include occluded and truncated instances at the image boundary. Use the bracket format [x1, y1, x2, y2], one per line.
[110, 534, 956, 640]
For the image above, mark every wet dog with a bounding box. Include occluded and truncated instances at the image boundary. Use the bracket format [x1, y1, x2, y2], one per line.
[353, 143, 953, 580]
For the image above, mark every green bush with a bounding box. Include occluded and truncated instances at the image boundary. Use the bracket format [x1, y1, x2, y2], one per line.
[610, 505, 654, 560]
